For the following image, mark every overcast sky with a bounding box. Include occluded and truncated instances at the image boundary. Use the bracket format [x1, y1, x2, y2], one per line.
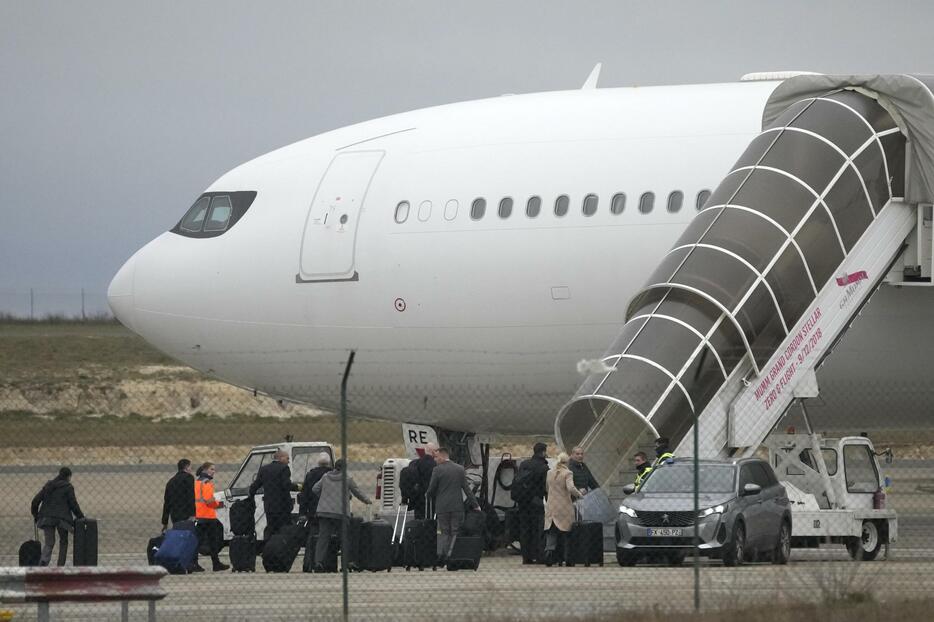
[2, 1, 933, 311]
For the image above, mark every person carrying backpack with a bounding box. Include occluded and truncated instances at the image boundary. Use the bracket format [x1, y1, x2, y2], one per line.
[511, 443, 549, 564]
[399, 461, 422, 514]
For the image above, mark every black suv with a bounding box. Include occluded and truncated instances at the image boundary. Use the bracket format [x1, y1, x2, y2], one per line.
[615, 458, 791, 566]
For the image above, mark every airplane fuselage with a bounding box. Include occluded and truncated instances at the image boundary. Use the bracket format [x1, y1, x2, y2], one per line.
[108, 79, 934, 436]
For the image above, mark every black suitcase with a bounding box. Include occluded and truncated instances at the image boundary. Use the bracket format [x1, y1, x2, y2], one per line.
[229, 499, 254, 537]
[19, 526, 41, 567]
[356, 520, 394, 572]
[73, 517, 98, 566]
[446, 535, 483, 571]
[403, 518, 437, 571]
[229, 534, 257, 572]
[304, 532, 338, 573]
[341, 516, 365, 572]
[147, 535, 164, 566]
[459, 510, 485, 537]
[565, 520, 604, 567]
[262, 524, 305, 573]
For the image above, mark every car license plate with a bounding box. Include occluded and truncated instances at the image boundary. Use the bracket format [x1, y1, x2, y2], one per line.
[648, 528, 683, 537]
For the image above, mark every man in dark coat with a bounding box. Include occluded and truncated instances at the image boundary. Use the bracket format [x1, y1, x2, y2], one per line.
[31, 467, 84, 566]
[569, 446, 600, 493]
[412, 442, 438, 518]
[513, 442, 549, 564]
[299, 452, 332, 527]
[250, 449, 299, 540]
[161, 458, 195, 531]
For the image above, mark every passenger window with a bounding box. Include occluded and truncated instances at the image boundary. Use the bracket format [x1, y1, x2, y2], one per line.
[555, 195, 570, 217]
[394, 201, 410, 224]
[639, 192, 655, 214]
[498, 197, 514, 219]
[738, 465, 754, 491]
[204, 196, 233, 232]
[696, 189, 712, 210]
[418, 200, 432, 222]
[611, 193, 626, 215]
[526, 196, 542, 218]
[582, 194, 598, 216]
[470, 198, 486, 220]
[291, 446, 333, 483]
[443, 200, 459, 221]
[750, 463, 773, 488]
[666, 191, 683, 214]
[180, 196, 211, 233]
[844, 444, 879, 493]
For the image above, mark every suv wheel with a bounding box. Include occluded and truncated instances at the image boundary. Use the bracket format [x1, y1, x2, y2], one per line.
[616, 548, 638, 567]
[772, 520, 791, 565]
[723, 522, 746, 567]
[846, 520, 882, 561]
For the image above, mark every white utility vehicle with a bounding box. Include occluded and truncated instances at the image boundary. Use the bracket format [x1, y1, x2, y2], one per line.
[767, 432, 895, 560]
[214, 441, 335, 542]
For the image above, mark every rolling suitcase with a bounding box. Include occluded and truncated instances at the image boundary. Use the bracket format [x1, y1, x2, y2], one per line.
[262, 523, 305, 573]
[341, 516, 365, 572]
[403, 518, 437, 571]
[445, 535, 483, 571]
[356, 520, 394, 572]
[392, 504, 408, 566]
[565, 520, 604, 567]
[19, 525, 41, 567]
[154, 524, 199, 574]
[229, 499, 255, 537]
[147, 534, 165, 566]
[304, 532, 338, 573]
[229, 534, 257, 572]
[73, 517, 98, 566]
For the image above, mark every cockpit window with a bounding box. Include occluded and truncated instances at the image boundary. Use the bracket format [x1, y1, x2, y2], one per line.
[171, 191, 257, 238]
[204, 196, 233, 232]
[179, 196, 210, 233]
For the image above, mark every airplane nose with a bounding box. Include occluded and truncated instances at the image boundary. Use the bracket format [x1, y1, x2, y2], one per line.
[107, 254, 137, 330]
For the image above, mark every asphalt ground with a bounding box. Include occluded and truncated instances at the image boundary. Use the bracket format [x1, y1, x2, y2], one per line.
[2, 462, 934, 620]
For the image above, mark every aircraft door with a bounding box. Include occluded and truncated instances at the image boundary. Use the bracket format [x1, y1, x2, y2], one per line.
[298, 150, 384, 282]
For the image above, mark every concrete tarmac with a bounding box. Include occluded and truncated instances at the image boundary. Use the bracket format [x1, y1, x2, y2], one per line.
[3, 461, 934, 620]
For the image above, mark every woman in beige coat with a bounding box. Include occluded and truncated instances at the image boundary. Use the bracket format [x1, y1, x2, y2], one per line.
[543, 452, 583, 566]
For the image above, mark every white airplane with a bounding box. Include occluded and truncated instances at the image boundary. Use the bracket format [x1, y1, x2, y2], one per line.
[107, 72, 934, 450]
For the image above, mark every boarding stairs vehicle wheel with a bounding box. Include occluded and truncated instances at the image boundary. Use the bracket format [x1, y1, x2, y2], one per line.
[846, 520, 882, 561]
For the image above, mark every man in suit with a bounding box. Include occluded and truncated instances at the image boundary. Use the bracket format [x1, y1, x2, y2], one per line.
[412, 442, 438, 519]
[426, 447, 480, 563]
[249, 449, 299, 541]
[161, 458, 195, 532]
[513, 442, 549, 564]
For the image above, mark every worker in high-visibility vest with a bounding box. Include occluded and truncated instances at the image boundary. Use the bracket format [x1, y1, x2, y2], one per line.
[652, 437, 675, 469]
[633, 452, 653, 490]
[194, 462, 228, 571]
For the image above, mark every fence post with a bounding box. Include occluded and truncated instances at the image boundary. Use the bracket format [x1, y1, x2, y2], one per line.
[340, 350, 356, 622]
[81, 288, 86, 320]
[29, 288, 34, 319]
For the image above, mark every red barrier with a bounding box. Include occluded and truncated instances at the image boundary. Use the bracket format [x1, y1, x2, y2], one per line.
[0, 567, 167, 622]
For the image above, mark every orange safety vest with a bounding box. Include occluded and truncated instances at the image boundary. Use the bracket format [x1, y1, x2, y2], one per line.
[195, 478, 221, 520]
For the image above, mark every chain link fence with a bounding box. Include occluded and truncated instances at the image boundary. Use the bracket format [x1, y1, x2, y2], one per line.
[1, 321, 933, 621]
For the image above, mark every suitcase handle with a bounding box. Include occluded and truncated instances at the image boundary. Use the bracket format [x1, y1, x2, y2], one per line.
[392, 504, 408, 543]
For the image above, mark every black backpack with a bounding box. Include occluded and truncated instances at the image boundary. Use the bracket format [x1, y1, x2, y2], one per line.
[510, 462, 535, 503]
[398, 462, 421, 502]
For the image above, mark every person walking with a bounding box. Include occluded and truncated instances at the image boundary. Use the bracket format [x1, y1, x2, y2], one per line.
[512, 442, 549, 564]
[249, 448, 299, 541]
[30, 467, 84, 567]
[299, 453, 332, 529]
[412, 442, 438, 519]
[569, 446, 600, 494]
[312, 459, 373, 572]
[194, 462, 228, 571]
[426, 447, 480, 564]
[161, 459, 195, 532]
[543, 453, 583, 567]
[633, 452, 653, 489]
